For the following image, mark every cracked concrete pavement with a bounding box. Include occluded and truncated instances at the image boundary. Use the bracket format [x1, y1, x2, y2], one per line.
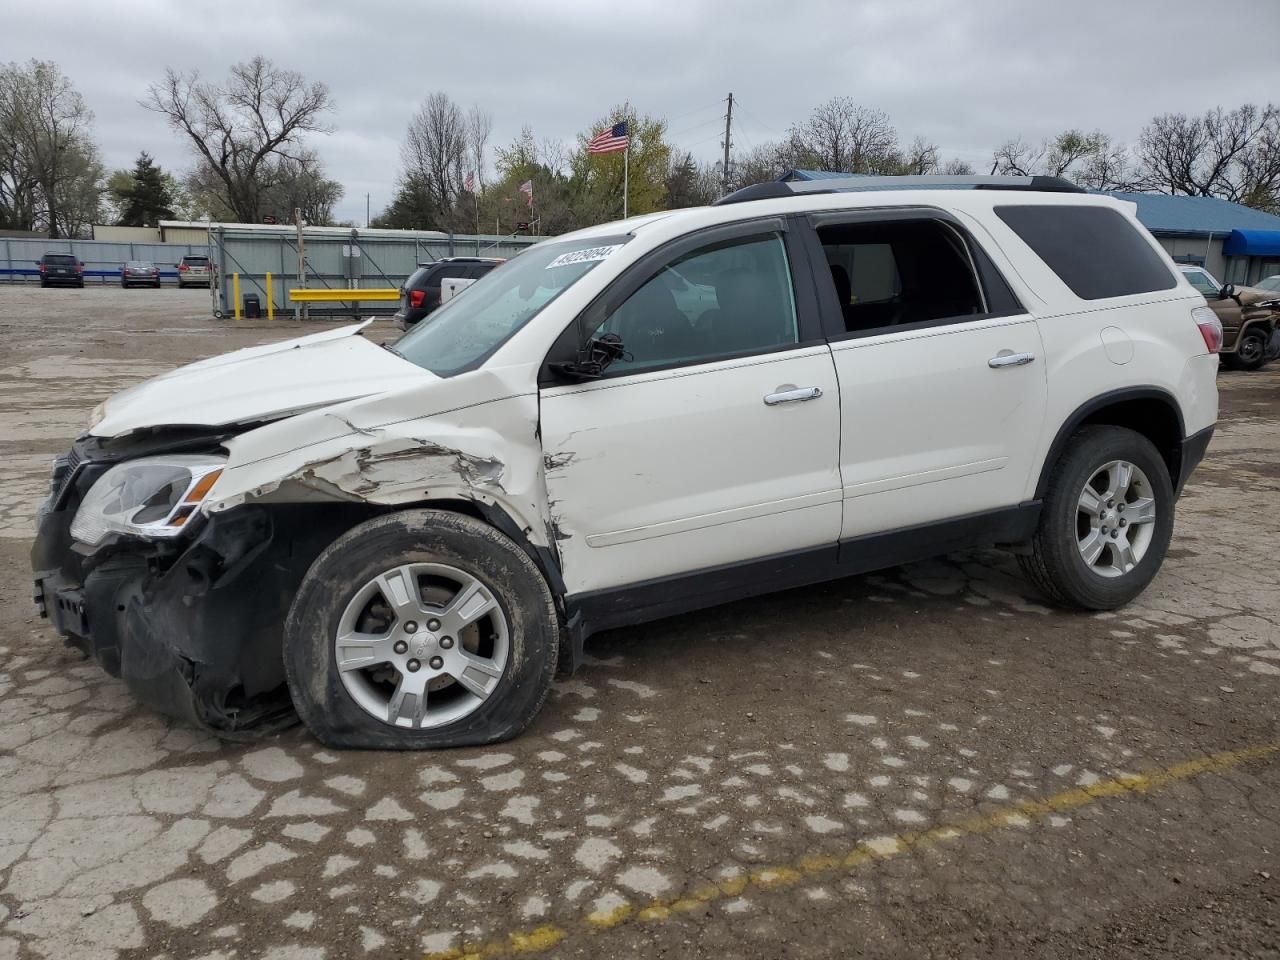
[0, 285, 1277, 959]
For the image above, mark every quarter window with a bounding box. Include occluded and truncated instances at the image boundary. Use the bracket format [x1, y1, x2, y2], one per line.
[592, 233, 799, 374]
[996, 204, 1177, 300]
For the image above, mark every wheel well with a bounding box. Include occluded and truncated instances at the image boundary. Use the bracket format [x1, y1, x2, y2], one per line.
[1037, 393, 1184, 498]
[267, 496, 566, 602]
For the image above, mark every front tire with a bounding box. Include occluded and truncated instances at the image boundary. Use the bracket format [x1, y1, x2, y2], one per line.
[1223, 328, 1268, 370]
[1018, 425, 1174, 610]
[284, 510, 560, 749]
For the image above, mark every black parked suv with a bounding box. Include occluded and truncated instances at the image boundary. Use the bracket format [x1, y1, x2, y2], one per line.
[394, 257, 502, 330]
[38, 253, 84, 288]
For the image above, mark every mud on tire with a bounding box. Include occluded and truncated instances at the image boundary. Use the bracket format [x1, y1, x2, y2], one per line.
[283, 509, 560, 749]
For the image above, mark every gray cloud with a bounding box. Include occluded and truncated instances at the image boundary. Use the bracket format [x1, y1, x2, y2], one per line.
[6, 0, 1278, 224]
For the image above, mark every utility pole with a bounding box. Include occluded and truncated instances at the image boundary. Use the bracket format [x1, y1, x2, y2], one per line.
[365, 193, 370, 228]
[721, 92, 735, 196]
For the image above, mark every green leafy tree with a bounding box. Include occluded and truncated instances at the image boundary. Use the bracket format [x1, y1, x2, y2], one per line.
[570, 104, 670, 222]
[110, 151, 176, 225]
[0, 59, 100, 236]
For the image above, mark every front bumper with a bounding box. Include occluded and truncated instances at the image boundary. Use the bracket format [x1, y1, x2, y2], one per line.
[30, 441, 329, 736]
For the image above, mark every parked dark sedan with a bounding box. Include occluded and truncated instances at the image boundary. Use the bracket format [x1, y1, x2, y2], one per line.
[121, 260, 161, 288]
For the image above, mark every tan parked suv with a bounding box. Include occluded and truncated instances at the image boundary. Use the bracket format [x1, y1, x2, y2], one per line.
[1179, 265, 1280, 370]
[176, 254, 214, 289]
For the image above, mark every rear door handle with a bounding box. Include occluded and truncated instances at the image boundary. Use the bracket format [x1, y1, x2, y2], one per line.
[764, 386, 823, 406]
[988, 352, 1035, 368]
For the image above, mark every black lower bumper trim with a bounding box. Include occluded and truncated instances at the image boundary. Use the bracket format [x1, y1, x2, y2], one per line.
[1177, 425, 1214, 494]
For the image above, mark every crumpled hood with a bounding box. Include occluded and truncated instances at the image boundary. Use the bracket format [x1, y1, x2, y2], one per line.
[91, 321, 434, 438]
[1235, 286, 1280, 308]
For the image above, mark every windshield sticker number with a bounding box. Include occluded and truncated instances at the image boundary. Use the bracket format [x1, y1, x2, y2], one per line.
[545, 244, 623, 270]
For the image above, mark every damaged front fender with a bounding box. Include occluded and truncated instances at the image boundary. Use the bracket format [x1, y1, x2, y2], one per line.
[206, 366, 556, 553]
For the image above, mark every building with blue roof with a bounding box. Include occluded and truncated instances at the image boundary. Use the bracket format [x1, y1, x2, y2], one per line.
[779, 169, 1280, 286]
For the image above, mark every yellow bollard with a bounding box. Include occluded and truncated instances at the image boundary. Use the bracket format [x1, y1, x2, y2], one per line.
[265, 272, 274, 320]
[232, 272, 241, 320]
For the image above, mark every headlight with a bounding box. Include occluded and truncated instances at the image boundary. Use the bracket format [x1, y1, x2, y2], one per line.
[88, 401, 107, 429]
[70, 455, 226, 545]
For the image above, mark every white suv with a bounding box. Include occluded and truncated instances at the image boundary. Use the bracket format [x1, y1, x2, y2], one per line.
[32, 176, 1221, 749]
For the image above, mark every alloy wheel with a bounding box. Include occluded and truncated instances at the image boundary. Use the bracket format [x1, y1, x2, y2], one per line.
[1076, 460, 1157, 578]
[334, 562, 509, 729]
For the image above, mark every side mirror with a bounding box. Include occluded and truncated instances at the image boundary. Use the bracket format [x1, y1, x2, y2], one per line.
[548, 333, 629, 382]
[1219, 283, 1236, 300]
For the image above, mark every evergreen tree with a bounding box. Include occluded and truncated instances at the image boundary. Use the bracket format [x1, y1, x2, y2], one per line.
[113, 151, 175, 226]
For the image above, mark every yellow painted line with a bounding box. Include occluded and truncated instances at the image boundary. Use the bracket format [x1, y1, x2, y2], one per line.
[287, 287, 399, 302]
[423, 741, 1280, 960]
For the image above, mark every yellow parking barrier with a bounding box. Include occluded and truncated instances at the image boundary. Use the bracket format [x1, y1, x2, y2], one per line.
[288, 288, 400, 302]
[266, 273, 274, 320]
[232, 272, 241, 320]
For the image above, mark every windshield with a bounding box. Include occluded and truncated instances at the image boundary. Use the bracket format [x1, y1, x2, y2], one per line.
[1181, 267, 1220, 296]
[392, 235, 629, 376]
[1256, 275, 1280, 292]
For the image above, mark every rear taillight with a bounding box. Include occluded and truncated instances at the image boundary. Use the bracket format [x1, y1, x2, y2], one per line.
[409, 289, 426, 308]
[38, 263, 45, 272]
[179, 264, 189, 272]
[1192, 305, 1222, 354]
[75, 263, 83, 273]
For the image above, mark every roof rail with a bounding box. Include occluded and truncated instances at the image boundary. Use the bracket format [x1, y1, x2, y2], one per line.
[713, 174, 1085, 206]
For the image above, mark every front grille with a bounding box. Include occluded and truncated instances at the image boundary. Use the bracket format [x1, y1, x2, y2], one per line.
[50, 447, 84, 504]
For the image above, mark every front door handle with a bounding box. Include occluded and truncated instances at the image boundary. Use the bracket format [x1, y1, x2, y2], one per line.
[764, 386, 823, 406]
[988, 351, 1036, 368]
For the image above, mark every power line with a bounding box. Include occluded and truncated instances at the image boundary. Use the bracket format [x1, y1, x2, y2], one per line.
[664, 100, 724, 126]
[668, 114, 724, 141]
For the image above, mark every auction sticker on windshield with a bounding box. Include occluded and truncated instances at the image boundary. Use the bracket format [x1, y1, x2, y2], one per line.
[545, 244, 624, 269]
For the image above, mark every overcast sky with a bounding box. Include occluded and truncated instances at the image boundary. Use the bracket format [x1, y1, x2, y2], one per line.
[6, 0, 1280, 225]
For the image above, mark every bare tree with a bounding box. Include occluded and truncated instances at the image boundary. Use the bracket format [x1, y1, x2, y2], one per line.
[994, 129, 1134, 190]
[786, 98, 900, 174]
[731, 142, 791, 188]
[939, 157, 975, 176]
[402, 93, 470, 214]
[992, 136, 1045, 177]
[0, 60, 99, 236]
[900, 136, 940, 175]
[1136, 104, 1280, 210]
[465, 105, 492, 189]
[144, 56, 334, 223]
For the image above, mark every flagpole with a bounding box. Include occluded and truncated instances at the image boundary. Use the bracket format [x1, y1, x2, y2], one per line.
[623, 142, 629, 220]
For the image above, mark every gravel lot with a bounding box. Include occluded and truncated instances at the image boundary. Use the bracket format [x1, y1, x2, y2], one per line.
[0, 284, 1278, 960]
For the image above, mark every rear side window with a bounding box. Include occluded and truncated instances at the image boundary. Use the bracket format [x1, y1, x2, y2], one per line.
[429, 264, 472, 284]
[995, 205, 1176, 300]
[816, 219, 988, 335]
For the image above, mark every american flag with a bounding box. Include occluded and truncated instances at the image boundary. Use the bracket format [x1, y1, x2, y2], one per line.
[464, 171, 476, 193]
[518, 179, 533, 208]
[587, 122, 629, 154]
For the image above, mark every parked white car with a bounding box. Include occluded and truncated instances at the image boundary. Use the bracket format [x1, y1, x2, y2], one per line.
[33, 175, 1220, 748]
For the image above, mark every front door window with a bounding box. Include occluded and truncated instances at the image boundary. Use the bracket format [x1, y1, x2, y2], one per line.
[591, 233, 799, 374]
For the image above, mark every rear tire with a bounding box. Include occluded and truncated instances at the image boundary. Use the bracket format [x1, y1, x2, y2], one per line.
[284, 510, 560, 750]
[1223, 328, 1268, 370]
[1018, 425, 1174, 610]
